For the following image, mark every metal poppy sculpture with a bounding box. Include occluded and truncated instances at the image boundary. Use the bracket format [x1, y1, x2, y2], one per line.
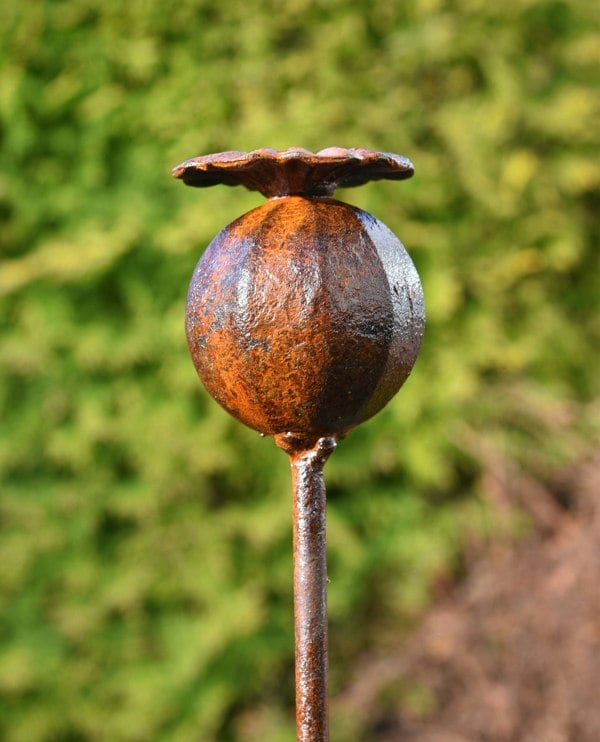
[173, 147, 425, 742]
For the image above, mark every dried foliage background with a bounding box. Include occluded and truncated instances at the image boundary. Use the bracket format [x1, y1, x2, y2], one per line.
[0, 1, 598, 740]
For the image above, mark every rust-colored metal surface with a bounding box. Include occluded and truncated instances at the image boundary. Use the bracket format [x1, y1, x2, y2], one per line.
[276, 433, 337, 742]
[172, 146, 413, 198]
[173, 148, 424, 741]
[184, 195, 424, 438]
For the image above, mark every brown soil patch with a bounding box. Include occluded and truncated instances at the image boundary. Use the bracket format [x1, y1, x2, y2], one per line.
[338, 452, 600, 741]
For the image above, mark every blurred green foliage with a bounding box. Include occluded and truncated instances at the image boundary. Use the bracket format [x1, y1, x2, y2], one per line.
[0, 0, 598, 740]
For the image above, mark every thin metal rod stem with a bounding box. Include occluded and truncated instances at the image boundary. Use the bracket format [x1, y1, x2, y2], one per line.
[286, 435, 336, 742]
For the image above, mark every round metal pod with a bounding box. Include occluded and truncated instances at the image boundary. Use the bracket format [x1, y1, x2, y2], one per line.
[184, 195, 424, 439]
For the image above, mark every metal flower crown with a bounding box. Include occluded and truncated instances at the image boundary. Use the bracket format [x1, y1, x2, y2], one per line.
[172, 147, 414, 198]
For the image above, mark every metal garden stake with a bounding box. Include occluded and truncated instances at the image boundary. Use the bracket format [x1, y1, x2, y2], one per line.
[172, 148, 425, 742]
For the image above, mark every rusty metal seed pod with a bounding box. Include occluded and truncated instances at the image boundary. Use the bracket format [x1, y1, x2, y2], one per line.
[172, 147, 425, 742]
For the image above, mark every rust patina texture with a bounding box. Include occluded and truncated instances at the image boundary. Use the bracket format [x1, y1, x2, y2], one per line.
[276, 433, 336, 742]
[184, 196, 423, 438]
[173, 148, 424, 742]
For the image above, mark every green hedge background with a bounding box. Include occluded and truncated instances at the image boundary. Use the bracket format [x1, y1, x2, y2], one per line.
[1, 1, 598, 740]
